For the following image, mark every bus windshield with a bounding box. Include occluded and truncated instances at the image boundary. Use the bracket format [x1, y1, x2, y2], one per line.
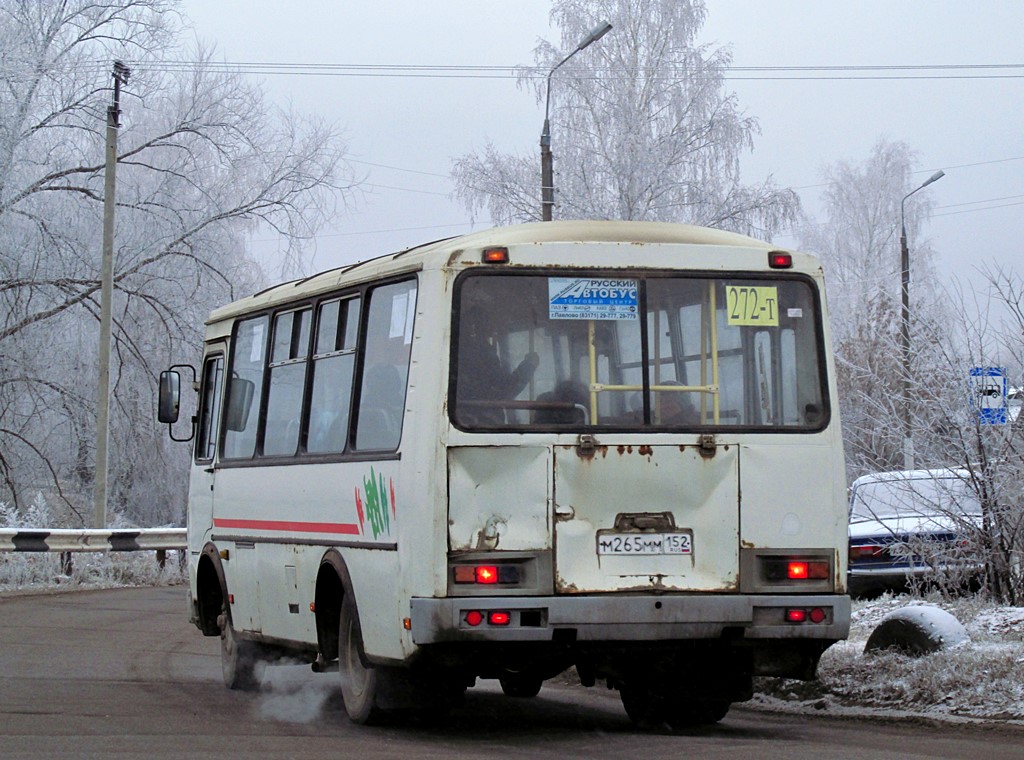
[451, 271, 827, 431]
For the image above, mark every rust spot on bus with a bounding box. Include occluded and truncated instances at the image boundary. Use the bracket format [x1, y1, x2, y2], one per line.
[638, 445, 653, 457]
[444, 249, 466, 268]
[576, 445, 606, 461]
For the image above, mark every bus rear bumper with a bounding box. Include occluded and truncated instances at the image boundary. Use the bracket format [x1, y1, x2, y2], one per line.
[410, 593, 851, 644]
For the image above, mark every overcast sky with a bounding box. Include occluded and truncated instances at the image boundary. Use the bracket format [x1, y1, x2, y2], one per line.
[178, 1, 1023, 295]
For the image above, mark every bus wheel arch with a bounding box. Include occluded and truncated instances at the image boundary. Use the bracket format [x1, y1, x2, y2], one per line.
[315, 551, 355, 664]
[196, 544, 227, 637]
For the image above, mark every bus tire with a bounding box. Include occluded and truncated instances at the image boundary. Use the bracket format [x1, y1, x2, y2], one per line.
[219, 607, 263, 691]
[499, 673, 543, 698]
[338, 594, 387, 724]
[665, 698, 730, 729]
[619, 682, 667, 729]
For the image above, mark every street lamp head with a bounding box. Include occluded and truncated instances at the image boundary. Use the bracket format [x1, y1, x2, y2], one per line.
[577, 21, 613, 50]
[921, 169, 945, 189]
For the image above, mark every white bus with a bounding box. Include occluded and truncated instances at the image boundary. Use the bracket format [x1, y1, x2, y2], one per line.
[159, 220, 850, 729]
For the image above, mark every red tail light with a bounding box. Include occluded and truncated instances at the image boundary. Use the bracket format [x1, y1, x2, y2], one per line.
[787, 561, 809, 579]
[786, 608, 807, 623]
[475, 566, 499, 584]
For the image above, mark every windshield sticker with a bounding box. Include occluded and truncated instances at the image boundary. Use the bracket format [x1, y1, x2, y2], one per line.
[548, 278, 639, 320]
[726, 285, 779, 326]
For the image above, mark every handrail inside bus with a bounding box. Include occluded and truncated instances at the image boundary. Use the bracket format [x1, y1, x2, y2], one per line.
[584, 280, 722, 425]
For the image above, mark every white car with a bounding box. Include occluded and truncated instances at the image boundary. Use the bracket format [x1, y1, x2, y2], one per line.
[848, 469, 982, 597]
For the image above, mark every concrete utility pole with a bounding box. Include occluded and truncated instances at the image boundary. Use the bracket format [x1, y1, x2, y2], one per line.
[93, 61, 130, 529]
[539, 21, 612, 221]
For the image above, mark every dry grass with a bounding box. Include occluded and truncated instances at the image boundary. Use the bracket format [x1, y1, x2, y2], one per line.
[756, 593, 1024, 721]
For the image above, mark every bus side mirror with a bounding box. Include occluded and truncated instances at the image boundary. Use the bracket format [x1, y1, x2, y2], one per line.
[158, 370, 181, 424]
[225, 377, 255, 432]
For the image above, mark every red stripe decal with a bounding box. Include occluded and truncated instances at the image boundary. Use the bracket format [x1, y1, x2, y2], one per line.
[213, 518, 360, 535]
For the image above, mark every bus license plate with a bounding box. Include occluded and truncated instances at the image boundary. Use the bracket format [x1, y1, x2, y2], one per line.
[597, 532, 692, 555]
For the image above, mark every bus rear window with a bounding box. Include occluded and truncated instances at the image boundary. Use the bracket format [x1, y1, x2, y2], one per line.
[451, 273, 827, 431]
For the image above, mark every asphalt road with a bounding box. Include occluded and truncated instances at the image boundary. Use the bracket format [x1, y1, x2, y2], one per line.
[1, 585, 1021, 759]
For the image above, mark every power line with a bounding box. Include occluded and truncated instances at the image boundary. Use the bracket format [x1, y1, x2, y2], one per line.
[92, 60, 1024, 82]
[934, 200, 1024, 218]
[350, 158, 448, 178]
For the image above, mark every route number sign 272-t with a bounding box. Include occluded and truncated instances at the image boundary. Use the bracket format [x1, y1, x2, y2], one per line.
[726, 285, 778, 326]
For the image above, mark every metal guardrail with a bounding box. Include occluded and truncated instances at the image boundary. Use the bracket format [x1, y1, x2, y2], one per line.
[0, 528, 186, 553]
[0, 528, 187, 573]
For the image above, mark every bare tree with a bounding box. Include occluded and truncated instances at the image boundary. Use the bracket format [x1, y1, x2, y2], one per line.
[0, 1, 358, 524]
[451, 0, 799, 238]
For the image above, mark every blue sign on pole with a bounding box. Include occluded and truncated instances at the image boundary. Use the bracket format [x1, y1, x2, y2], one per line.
[969, 367, 1007, 425]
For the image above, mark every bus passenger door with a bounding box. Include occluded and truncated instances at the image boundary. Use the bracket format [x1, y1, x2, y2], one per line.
[189, 352, 224, 555]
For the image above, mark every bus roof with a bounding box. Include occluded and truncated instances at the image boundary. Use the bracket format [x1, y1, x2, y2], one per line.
[206, 220, 792, 326]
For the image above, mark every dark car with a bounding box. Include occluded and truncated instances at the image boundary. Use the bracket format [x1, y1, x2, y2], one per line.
[848, 468, 981, 598]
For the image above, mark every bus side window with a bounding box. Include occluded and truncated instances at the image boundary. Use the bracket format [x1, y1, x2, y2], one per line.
[307, 297, 360, 454]
[223, 315, 269, 459]
[194, 356, 224, 462]
[263, 308, 312, 457]
[355, 280, 416, 451]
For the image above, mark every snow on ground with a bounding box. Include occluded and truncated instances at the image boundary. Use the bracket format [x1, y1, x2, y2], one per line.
[753, 594, 1024, 725]
[2, 556, 1022, 725]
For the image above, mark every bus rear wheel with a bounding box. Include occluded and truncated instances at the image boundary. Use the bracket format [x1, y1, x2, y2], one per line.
[499, 673, 543, 698]
[338, 594, 388, 724]
[664, 698, 730, 728]
[619, 682, 668, 729]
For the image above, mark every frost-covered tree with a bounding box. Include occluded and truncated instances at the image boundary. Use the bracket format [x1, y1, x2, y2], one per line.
[801, 139, 1024, 602]
[0, 1, 357, 525]
[452, 0, 799, 237]
[922, 270, 1024, 603]
[799, 139, 948, 476]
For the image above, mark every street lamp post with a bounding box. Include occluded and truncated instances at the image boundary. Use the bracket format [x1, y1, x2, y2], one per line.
[899, 169, 945, 469]
[540, 21, 612, 221]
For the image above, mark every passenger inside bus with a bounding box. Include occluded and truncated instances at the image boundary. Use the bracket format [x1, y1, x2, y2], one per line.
[457, 307, 539, 425]
[533, 380, 589, 424]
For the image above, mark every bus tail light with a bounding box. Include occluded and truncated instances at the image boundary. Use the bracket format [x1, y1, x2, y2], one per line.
[488, 611, 511, 626]
[786, 560, 829, 580]
[475, 566, 499, 584]
[762, 557, 831, 583]
[769, 251, 792, 269]
[463, 609, 513, 627]
[452, 563, 522, 585]
[786, 607, 828, 624]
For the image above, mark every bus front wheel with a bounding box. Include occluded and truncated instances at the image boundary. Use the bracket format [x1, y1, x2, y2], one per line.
[219, 608, 263, 691]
